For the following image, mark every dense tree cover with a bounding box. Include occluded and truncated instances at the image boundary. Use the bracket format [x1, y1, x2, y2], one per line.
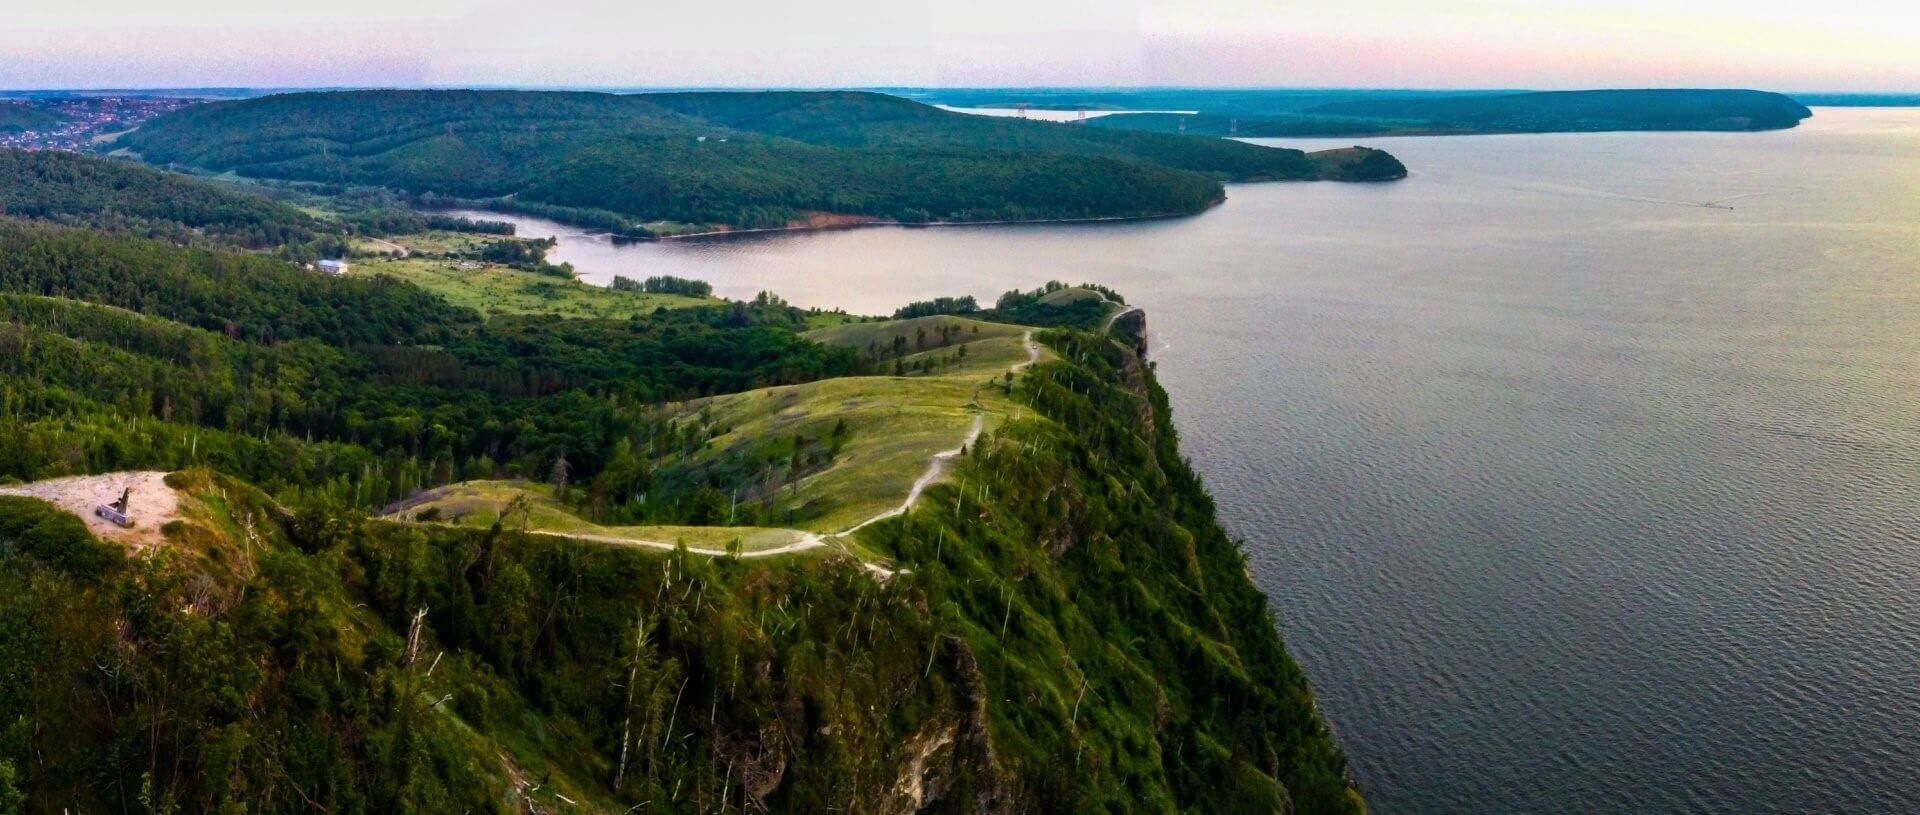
[469, 235, 555, 268]
[1297, 89, 1812, 133]
[340, 208, 514, 237]
[854, 329, 1367, 812]
[0, 473, 511, 813]
[0, 219, 475, 346]
[611, 274, 713, 297]
[0, 102, 61, 133]
[1091, 89, 1813, 137]
[518, 134, 1223, 228]
[0, 325, 1364, 813]
[1308, 147, 1410, 182]
[882, 283, 1130, 330]
[0, 496, 122, 580]
[0, 224, 861, 514]
[0, 149, 329, 248]
[639, 91, 1331, 181]
[893, 295, 979, 319]
[118, 90, 1395, 230]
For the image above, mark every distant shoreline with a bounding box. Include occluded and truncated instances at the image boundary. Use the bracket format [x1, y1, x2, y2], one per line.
[642, 201, 1225, 242]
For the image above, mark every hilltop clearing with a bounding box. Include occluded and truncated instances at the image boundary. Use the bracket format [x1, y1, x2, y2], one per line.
[0, 471, 179, 549]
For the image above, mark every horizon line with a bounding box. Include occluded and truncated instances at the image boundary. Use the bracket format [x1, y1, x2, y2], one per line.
[3, 84, 1917, 97]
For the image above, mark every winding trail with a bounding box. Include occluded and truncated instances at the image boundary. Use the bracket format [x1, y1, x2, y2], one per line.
[523, 529, 825, 558]
[1010, 329, 1042, 373]
[835, 412, 987, 538]
[1101, 305, 1142, 335]
[469, 329, 1045, 570]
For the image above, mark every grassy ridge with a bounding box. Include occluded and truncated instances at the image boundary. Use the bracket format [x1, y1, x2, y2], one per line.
[359, 256, 712, 319]
[1, 321, 1364, 812]
[121, 89, 1402, 231]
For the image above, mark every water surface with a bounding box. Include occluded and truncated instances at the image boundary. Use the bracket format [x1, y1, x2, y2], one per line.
[463, 109, 1920, 813]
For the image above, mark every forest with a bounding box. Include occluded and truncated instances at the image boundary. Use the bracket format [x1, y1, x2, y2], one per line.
[0, 148, 327, 248]
[117, 89, 1402, 230]
[0, 220, 862, 520]
[0, 103, 61, 133]
[1082, 88, 1814, 137]
[0, 122, 1365, 811]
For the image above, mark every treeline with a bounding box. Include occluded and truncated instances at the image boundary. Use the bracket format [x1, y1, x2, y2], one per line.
[893, 295, 977, 318]
[470, 235, 555, 268]
[879, 283, 1127, 331]
[340, 208, 515, 237]
[611, 274, 713, 297]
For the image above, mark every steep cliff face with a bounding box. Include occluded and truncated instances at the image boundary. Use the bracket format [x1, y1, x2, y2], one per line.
[0, 326, 1362, 814]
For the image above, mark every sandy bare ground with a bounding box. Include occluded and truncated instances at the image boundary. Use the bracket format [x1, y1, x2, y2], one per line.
[0, 471, 179, 550]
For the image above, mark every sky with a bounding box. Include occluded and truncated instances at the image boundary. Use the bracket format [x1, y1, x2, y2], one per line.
[2, 0, 1916, 92]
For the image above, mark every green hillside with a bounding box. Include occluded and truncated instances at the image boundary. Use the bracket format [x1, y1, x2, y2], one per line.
[0, 133, 1366, 811]
[1300, 88, 1811, 132]
[0, 102, 61, 133]
[0, 212, 1365, 811]
[0, 148, 328, 248]
[641, 90, 1351, 180]
[119, 89, 1402, 231]
[0, 325, 1365, 814]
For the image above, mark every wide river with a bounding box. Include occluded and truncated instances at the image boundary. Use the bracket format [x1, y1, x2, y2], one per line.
[459, 107, 1920, 813]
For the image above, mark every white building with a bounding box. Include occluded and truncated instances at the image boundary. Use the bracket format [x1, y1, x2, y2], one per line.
[317, 259, 350, 276]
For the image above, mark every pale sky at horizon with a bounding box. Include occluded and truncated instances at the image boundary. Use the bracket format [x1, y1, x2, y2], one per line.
[3, 0, 1916, 92]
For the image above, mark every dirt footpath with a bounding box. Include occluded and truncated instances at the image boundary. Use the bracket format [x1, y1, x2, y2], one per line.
[0, 471, 179, 550]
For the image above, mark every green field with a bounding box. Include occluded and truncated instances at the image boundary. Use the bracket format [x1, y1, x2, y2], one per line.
[348, 229, 499, 258]
[677, 327, 1044, 533]
[805, 313, 1023, 354]
[361, 256, 712, 318]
